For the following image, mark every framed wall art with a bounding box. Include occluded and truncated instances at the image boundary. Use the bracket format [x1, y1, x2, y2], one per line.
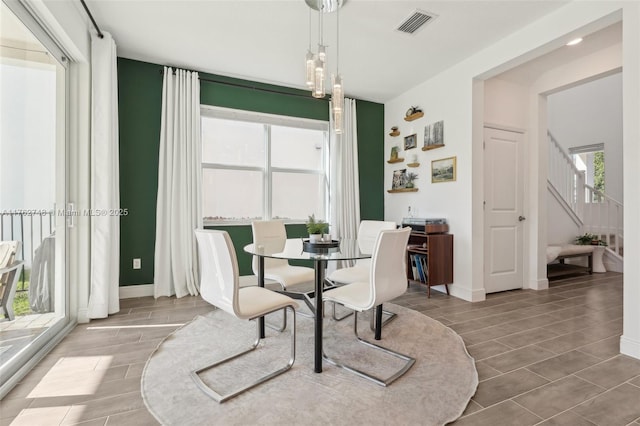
[392, 168, 407, 189]
[431, 156, 456, 183]
[404, 133, 417, 150]
[423, 120, 444, 150]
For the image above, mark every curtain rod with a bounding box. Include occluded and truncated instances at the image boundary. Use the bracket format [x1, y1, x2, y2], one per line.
[158, 68, 328, 101]
[80, 0, 104, 39]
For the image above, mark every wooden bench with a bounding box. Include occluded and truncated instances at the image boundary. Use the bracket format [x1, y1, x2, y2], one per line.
[547, 244, 594, 278]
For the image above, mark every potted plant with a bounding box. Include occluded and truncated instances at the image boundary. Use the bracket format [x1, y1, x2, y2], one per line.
[575, 233, 607, 246]
[405, 172, 418, 189]
[306, 214, 329, 243]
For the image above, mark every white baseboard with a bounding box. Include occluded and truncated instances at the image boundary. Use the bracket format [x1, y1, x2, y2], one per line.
[76, 308, 90, 324]
[119, 284, 154, 299]
[529, 278, 549, 290]
[620, 335, 640, 360]
[448, 285, 486, 302]
[604, 259, 623, 273]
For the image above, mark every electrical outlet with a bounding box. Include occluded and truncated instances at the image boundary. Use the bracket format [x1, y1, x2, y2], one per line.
[133, 258, 141, 269]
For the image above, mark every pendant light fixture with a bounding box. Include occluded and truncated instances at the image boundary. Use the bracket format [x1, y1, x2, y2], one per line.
[304, 0, 347, 132]
[331, 3, 344, 133]
[313, 9, 326, 99]
[305, 11, 315, 87]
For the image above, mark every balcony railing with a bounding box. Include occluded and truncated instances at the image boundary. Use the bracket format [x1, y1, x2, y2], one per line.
[0, 210, 54, 292]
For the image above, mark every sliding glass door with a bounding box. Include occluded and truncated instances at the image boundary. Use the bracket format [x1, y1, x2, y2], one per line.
[0, 0, 69, 392]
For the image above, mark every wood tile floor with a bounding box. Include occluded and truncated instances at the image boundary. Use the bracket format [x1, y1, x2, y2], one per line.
[1, 271, 639, 425]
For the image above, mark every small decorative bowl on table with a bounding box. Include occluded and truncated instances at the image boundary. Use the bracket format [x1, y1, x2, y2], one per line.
[302, 239, 340, 254]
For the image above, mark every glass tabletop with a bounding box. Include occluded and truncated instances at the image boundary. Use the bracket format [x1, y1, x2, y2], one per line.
[243, 238, 371, 261]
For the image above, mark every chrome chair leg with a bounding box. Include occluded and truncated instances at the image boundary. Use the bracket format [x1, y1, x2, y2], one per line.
[369, 305, 397, 332]
[191, 306, 296, 403]
[265, 309, 287, 332]
[322, 311, 415, 387]
[332, 301, 354, 321]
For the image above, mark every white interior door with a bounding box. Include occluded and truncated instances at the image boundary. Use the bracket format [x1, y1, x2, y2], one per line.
[484, 127, 525, 293]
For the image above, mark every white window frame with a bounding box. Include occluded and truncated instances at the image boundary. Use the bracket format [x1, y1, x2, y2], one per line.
[201, 105, 330, 225]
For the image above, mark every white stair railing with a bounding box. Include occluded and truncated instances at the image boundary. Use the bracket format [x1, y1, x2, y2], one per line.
[547, 130, 624, 259]
[547, 131, 585, 219]
[582, 185, 624, 258]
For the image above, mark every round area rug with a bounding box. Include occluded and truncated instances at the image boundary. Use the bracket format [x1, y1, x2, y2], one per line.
[142, 303, 478, 426]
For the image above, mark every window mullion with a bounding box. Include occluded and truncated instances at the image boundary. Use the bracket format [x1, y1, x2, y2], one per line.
[265, 124, 271, 220]
[324, 131, 330, 222]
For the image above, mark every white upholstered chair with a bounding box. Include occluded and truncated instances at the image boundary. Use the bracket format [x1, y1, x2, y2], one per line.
[323, 227, 415, 386]
[327, 220, 396, 285]
[0, 241, 24, 321]
[326, 220, 397, 325]
[251, 220, 314, 289]
[192, 230, 298, 403]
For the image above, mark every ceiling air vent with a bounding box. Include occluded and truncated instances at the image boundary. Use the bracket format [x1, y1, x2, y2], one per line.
[396, 10, 437, 35]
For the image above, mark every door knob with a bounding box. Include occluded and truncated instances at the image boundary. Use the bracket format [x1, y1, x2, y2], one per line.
[518, 215, 526, 222]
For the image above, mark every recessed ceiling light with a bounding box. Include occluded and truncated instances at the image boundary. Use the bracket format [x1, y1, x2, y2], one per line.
[566, 38, 583, 46]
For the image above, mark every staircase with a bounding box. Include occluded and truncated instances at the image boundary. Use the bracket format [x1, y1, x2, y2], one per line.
[547, 131, 623, 271]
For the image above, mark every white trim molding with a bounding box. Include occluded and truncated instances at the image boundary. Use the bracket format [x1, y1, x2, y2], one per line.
[529, 278, 549, 290]
[76, 308, 89, 324]
[119, 284, 154, 299]
[620, 335, 640, 360]
[449, 285, 486, 302]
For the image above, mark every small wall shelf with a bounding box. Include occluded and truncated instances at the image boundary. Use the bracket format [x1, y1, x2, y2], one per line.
[404, 112, 424, 122]
[387, 188, 419, 193]
[387, 158, 405, 164]
[389, 131, 400, 137]
[407, 162, 420, 168]
[422, 144, 445, 151]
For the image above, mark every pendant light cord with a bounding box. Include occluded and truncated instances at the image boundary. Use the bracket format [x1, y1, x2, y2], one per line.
[308, 8, 312, 51]
[319, 5, 324, 46]
[336, 5, 340, 72]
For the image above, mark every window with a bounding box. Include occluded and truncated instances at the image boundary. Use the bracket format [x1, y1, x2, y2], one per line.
[569, 143, 605, 202]
[201, 106, 329, 224]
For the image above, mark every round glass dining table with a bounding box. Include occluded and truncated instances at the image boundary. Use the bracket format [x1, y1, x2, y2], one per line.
[244, 238, 370, 373]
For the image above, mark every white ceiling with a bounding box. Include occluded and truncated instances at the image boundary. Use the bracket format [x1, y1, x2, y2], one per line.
[85, 0, 571, 103]
[495, 21, 622, 86]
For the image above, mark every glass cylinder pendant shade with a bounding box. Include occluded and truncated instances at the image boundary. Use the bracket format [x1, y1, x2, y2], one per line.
[305, 51, 315, 88]
[313, 58, 325, 98]
[317, 44, 326, 62]
[333, 108, 343, 134]
[332, 74, 344, 133]
[332, 74, 343, 111]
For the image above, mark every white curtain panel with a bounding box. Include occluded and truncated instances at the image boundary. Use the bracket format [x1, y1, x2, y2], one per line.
[154, 67, 202, 298]
[330, 98, 361, 269]
[88, 32, 120, 318]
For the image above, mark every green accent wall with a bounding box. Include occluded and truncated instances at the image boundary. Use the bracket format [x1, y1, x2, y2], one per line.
[118, 58, 384, 285]
[356, 100, 385, 220]
[118, 59, 163, 286]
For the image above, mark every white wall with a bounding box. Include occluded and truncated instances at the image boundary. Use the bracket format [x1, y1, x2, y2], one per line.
[547, 194, 582, 245]
[484, 78, 529, 130]
[385, 68, 476, 300]
[385, 1, 629, 303]
[548, 72, 623, 202]
[621, 2, 640, 362]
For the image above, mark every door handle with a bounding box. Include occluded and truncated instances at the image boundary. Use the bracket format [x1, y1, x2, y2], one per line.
[518, 215, 526, 222]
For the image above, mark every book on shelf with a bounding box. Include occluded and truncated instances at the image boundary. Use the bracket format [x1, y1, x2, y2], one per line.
[420, 255, 428, 279]
[415, 254, 426, 282]
[410, 254, 418, 280]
